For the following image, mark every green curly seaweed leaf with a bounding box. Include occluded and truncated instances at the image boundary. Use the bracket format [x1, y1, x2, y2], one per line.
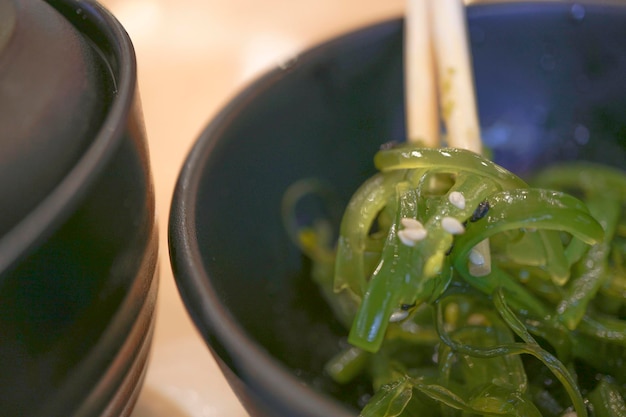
[282, 146, 626, 417]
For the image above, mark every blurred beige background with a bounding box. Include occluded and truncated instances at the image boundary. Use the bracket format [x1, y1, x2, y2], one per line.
[96, 0, 404, 415]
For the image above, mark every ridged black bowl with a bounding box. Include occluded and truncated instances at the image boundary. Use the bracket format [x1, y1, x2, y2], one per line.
[169, 2, 626, 416]
[0, 1, 158, 416]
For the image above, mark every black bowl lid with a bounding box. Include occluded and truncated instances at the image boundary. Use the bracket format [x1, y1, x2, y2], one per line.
[0, 0, 113, 238]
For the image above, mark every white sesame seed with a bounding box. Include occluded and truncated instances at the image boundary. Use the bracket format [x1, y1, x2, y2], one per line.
[398, 227, 427, 246]
[468, 240, 492, 277]
[448, 191, 466, 210]
[389, 309, 410, 322]
[441, 217, 465, 235]
[469, 248, 485, 265]
[401, 217, 424, 230]
[397, 230, 417, 247]
[401, 227, 427, 242]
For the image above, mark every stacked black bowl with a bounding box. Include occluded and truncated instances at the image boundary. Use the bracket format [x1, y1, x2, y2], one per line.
[0, 0, 158, 416]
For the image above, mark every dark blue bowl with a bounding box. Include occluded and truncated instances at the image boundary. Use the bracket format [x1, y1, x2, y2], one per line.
[169, 2, 626, 416]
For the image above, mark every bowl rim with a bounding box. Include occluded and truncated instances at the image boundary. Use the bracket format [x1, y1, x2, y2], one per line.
[0, 0, 138, 276]
[167, 17, 403, 417]
[168, 1, 626, 415]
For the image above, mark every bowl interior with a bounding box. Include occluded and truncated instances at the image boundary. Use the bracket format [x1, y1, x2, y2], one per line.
[173, 2, 626, 414]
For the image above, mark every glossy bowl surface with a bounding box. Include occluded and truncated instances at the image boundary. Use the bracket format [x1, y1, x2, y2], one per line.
[170, 2, 626, 416]
[0, 0, 113, 237]
[0, 1, 158, 416]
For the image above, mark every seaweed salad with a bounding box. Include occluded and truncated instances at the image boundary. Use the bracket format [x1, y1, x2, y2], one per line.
[283, 1, 626, 416]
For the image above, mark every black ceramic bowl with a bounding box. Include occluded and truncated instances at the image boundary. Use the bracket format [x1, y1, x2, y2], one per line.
[169, 2, 626, 416]
[0, 1, 157, 416]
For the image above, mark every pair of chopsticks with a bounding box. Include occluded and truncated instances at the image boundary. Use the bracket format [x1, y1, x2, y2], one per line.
[404, 0, 482, 154]
[404, 0, 491, 277]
